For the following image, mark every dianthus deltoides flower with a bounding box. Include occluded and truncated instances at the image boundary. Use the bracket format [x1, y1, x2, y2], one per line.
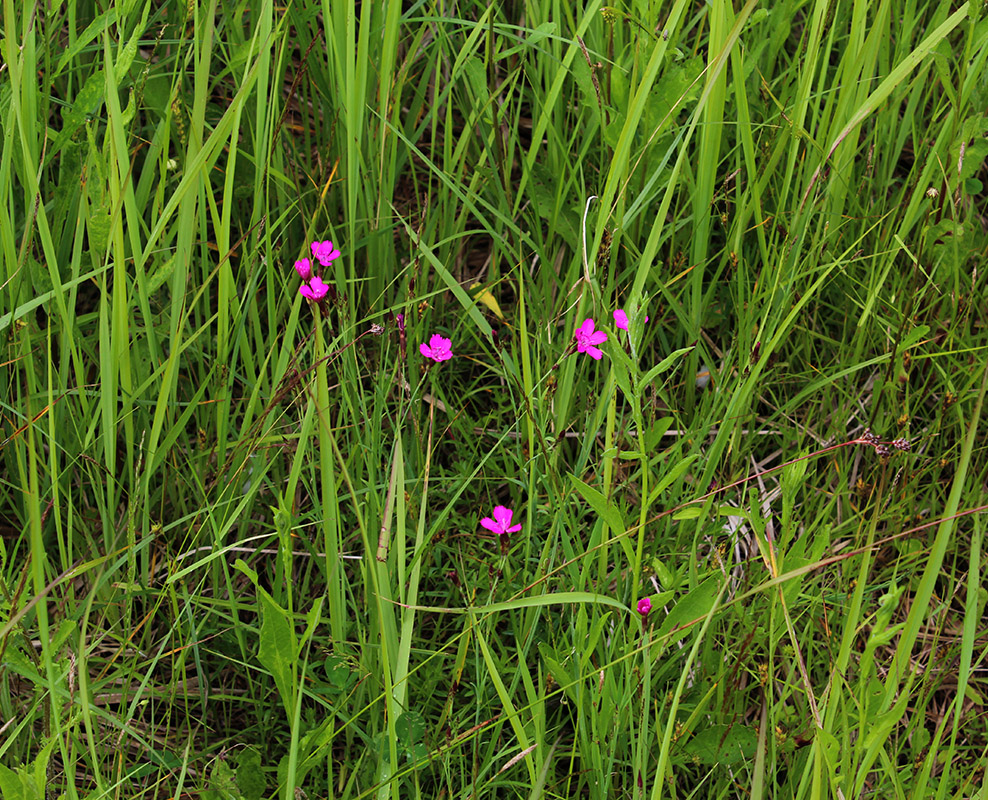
[311, 240, 341, 266]
[573, 318, 607, 360]
[613, 309, 649, 331]
[294, 258, 313, 281]
[420, 334, 453, 362]
[299, 275, 329, 301]
[480, 505, 523, 535]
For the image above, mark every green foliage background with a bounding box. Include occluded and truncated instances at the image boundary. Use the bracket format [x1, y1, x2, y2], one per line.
[2, 0, 988, 798]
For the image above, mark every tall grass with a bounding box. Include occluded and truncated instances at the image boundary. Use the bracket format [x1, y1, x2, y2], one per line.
[2, 0, 988, 798]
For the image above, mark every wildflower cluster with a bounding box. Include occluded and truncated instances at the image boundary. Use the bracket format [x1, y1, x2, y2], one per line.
[295, 239, 341, 302]
[290, 247, 655, 618]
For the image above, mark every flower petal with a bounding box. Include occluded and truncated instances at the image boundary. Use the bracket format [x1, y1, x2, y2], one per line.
[300, 276, 329, 300]
[419, 343, 434, 359]
[613, 310, 629, 331]
[492, 506, 513, 530]
[311, 240, 342, 266]
[480, 517, 501, 533]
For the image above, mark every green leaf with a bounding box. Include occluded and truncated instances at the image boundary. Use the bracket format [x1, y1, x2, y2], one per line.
[478, 590, 627, 616]
[257, 589, 297, 712]
[113, 1, 150, 83]
[672, 503, 741, 521]
[569, 475, 625, 534]
[396, 710, 427, 756]
[528, 161, 579, 248]
[0, 764, 42, 800]
[899, 324, 930, 350]
[578, 611, 611, 670]
[203, 757, 242, 800]
[637, 346, 694, 394]
[646, 453, 699, 508]
[236, 748, 265, 800]
[655, 576, 720, 643]
[51, 70, 105, 162]
[678, 724, 757, 765]
[538, 643, 577, 703]
[462, 57, 488, 104]
[146, 253, 178, 295]
[607, 339, 638, 400]
[54, 9, 116, 77]
[323, 651, 358, 692]
[27, 254, 52, 295]
[233, 558, 259, 586]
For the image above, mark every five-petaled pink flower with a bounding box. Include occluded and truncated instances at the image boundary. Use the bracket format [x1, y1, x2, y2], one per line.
[574, 318, 607, 360]
[311, 240, 341, 266]
[294, 258, 313, 281]
[300, 275, 329, 301]
[613, 309, 649, 332]
[480, 505, 523, 535]
[420, 334, 452, 362]
[637, 597, 652, 617]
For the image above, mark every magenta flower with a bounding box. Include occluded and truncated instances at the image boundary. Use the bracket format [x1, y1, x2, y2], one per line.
[294, 258, 313, 281]
[573, 318, 607, 360]
[480, 505, 523, 535]
[311, 240, 341, 266]
[637, 597, 652, 617]
[299, 275, 329, 301]
[419, 334, 452, 362]
[613, 309, 649, 331]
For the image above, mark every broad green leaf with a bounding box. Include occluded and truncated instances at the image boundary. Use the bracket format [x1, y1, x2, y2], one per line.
[258, 589, 297, 712]
[236, 748, 265, 800]
[677, 724, 757, 765]
[323, 652, 358, 692]
[203, 757, 241, 800]
[899, 324, 930, 350]
[637, 346, 694, 394]
[113, 1, 150, 83]
[655, 576, 720, 642]
[570, 474, 626, 535]
[395, 710, 427, 755]
[0, 764, 42, 800]
[646, 453, 699, 508]
[50, 70, 105, 163]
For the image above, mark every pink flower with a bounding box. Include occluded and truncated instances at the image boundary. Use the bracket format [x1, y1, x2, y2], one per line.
[637, 597, 652, 617]
[613, 309, 649, 331]
[294, 258, 313, 281]
[480, 505, 523, 535]
[419, 334, 452, 362]
[299, 275, 329, 301]
[573, 318, 607, 360]
[311, 240, 341, 266]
